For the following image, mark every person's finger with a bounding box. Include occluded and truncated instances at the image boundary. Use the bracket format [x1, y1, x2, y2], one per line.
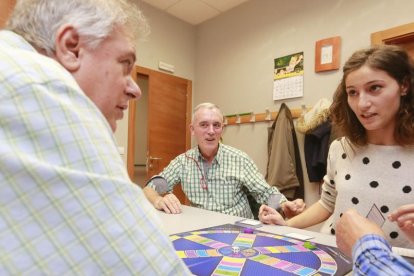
[159, 199, 172, 214]
[259, 204, 266, 213]
[164, 196, 181, 214]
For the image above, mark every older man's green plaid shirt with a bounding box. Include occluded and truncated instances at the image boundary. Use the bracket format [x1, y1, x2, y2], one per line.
[148, 144, 287, 219]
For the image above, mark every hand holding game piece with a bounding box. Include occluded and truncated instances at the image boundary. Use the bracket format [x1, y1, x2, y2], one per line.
[154, 193, 182, 214]
[336, 209, 384, 257]
[258, 205, 287, 225]
[388, 204, 414, 243]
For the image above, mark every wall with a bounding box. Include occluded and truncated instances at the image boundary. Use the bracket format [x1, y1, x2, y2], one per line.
[114, 1, 197, 164]
[194, 0, 414, 205]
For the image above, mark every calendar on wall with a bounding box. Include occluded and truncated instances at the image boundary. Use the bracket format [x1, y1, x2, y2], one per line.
[273, 52, 304, 101]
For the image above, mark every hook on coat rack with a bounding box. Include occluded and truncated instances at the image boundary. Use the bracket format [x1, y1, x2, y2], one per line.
[265, 108, 272, 121]
[236, 114, 241, 124]
[249, 112, 256, 122]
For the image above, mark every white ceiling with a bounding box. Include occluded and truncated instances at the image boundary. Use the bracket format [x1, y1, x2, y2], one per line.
[141, 0, 249, 25]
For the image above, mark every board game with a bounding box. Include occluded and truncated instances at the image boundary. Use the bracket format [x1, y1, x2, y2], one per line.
[170, 224, 352, 276]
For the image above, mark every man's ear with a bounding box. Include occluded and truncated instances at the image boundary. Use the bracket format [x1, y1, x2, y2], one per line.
[54, 24, 81, 72]
[189, 124, 195, 135]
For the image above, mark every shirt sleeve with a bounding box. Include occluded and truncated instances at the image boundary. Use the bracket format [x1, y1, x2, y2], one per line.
[147, 155, 184, 192]
[319, 140, 339, 213]
[353, 234, 414, 276]
[242, 155, 287, 206]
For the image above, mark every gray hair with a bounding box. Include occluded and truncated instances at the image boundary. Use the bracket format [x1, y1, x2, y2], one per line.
[7, 0, 149, 56]
[192, 102, 224, 123]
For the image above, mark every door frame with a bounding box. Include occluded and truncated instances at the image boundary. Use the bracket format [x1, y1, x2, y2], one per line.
[127, 65, 192, 179]
[371, 22, 414, 45]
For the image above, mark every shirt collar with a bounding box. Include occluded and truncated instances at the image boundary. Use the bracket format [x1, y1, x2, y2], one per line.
[0, 30, 38, 52]
[194, 143, 223, 165]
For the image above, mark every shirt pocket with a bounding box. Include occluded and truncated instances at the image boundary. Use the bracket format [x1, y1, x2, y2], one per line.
[210, 175, 241, 208]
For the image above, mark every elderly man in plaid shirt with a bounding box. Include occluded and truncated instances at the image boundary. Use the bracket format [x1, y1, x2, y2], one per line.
[144, 102, 305, 219]
[0, 0, 190, 274]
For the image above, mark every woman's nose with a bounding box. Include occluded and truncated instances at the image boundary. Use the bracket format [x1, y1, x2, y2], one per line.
[358, 92, 371, 109]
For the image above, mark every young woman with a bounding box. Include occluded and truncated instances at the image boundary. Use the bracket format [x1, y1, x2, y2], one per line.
[259, 45, 414, 249]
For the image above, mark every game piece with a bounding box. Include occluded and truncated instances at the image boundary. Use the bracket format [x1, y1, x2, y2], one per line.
[303, 241, 317, 250]
[232, 246, 240, 254]
[243, 228, 254, 234]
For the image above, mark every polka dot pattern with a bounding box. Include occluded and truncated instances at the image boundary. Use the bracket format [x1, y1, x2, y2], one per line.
[320, 139, 414, 248]
[390, 232, 399, 239]
[403, 186, 412, 193]
[380, 206, 389, 213]
[392, 161, 401, 169]
[369, 181, 379, 188]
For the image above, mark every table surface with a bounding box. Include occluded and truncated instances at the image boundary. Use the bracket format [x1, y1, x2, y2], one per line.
[157, 205, 337, 247]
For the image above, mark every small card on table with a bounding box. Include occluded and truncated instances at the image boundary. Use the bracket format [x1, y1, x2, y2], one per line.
[235, 219, 263, 228]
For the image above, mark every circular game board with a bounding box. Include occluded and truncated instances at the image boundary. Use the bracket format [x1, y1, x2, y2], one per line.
[170, 224, 351, 276]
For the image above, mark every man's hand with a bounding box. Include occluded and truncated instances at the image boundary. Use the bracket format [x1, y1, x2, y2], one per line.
[388, 204, 414, 243]
[281, 199, 306, 219]
[258, 205, 287, 225]
[154, 193, 182, 214]
[336, 209, 384, 257]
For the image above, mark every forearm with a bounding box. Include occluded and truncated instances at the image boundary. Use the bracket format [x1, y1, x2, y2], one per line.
[143, 186, 163, 207]
[353, 235, 414, 275]
[286, 201, 331, 228]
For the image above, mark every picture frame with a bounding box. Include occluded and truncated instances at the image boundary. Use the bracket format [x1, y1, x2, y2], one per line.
[315, 36, 341, 72]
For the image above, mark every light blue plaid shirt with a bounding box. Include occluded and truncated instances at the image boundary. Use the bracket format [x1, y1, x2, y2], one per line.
[0, 30, 189, 275]
[148, 144, 287, 219]
[353, 235, 414, 275]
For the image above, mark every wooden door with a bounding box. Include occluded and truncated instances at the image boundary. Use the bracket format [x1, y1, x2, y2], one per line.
[371, 22, 414, 58]
[0, 0, 16, 28]
[128, 66, 192, 204]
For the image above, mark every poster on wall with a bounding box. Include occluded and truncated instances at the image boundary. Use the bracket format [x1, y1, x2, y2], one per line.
[273, 52, 304, 100]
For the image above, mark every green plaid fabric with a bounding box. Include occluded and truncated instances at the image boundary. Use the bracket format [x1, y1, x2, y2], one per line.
[149, 144, 287, 219]
[0, 31, 189, 275]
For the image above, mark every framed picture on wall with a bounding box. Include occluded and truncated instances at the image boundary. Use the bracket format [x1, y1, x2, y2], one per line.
[315, 36, 341, 72]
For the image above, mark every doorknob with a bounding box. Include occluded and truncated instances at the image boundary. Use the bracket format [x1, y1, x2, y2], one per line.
[149, 156, 162, 161]
[147, 156, 162, 170]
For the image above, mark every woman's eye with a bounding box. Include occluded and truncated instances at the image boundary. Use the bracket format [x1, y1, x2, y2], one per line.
[346, 90, 357, 96]
[370, 85, 382, 92]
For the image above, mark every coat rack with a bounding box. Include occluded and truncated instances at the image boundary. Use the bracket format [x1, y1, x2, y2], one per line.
[224, 106, 308, 126]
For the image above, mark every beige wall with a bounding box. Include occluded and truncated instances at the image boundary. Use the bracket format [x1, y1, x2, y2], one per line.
[116, 0, 414, 206]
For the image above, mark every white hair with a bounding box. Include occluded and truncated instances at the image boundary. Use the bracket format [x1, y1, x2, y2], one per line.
[192, 102, 224, 123]
[7, 0, 149, 55]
